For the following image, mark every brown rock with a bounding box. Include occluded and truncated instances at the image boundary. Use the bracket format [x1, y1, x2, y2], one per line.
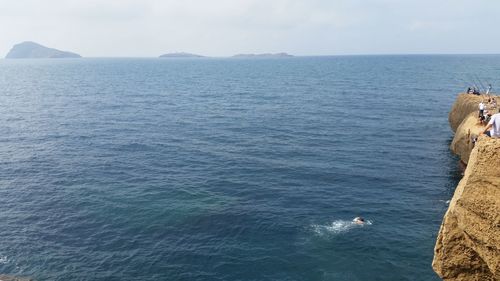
[433, 94, 500, 281]
[448, 93, 499, 164]
[448, 94, 483, 133]
[0, 275, 33, 281]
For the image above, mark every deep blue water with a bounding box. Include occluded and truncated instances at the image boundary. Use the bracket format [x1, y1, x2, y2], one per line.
[1, 55, 499, 281]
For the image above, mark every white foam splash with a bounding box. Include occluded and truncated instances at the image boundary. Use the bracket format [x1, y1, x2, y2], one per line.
[311, 219, 372, 237]
[0, 255, 8, 264]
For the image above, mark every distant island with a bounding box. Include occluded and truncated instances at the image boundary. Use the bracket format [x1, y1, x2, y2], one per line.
[159, 52, 204, 58]
[232, 53, 293, 58]
[5, 41, 81, 59]
[4, 45, 294, 59]
[159, 52, 293, 58]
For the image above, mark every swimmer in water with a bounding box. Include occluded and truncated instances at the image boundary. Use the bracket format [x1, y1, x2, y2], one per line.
[353, 216, 365, 225]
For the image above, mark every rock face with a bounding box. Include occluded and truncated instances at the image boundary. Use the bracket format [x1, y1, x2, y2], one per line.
[159, 52, 204, 58]
[448, 94, 484, 133]
[5, 41, 81, 59]
[433, 94, 500, 281]
[448, 94, 486, 164]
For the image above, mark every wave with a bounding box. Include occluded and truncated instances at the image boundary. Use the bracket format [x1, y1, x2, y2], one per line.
[0, 255, 8, 264]
[311, 219, 372, 237]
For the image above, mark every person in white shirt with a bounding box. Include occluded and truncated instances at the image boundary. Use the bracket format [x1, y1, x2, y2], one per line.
[479, 101, 485, 117]
[482, 109, 500, 137]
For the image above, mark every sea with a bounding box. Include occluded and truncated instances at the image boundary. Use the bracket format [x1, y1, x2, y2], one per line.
[0, 55, 499, 281]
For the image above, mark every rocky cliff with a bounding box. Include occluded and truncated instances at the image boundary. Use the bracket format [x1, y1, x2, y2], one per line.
[448, 94, 486, 164]
[433, 93, 500, 281]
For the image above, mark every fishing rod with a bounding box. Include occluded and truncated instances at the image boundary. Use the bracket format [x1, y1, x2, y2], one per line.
[458, 76, 481, 94]
[474, 74, 487, 93]
[467, 74, 481, 93]
[457, 76, 470, 86]
[457, 77, 472, 92]
[472, 76, 483, 93]
[465, 74, 478, 90]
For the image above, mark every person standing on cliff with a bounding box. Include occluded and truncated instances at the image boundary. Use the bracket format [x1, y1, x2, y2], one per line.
[479, 101, 485, 117]
[485, 84, 492, 97]
[482, 108, 500, 137]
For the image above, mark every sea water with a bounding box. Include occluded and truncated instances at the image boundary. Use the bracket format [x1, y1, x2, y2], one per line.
[0, 55, 499, 281]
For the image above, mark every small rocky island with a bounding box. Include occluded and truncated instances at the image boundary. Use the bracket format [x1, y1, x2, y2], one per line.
[5, 41, 81, 59]
[159, 52, 204, 58]
[232, 53, 293, 58]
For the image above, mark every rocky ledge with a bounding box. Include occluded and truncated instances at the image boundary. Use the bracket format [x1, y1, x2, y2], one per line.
[433, 93, 499, 280]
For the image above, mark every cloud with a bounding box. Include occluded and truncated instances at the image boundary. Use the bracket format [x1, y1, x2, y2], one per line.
[0, 0, 499, 57]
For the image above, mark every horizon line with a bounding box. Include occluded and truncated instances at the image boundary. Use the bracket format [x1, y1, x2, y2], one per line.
[3, 53, 500, 60]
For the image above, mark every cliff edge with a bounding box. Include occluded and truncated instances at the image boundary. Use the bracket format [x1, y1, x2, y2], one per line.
[449, 94, 489, 163]
[433, 94, 500, 281]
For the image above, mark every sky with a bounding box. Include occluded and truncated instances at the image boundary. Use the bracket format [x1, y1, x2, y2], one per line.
[1, 0, 499, 57]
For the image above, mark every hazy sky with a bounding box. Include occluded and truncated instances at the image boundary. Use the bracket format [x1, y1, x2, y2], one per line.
[1, 0, 499, 57]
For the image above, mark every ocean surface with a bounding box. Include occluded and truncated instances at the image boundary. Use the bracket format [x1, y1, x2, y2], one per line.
[0, 55, 499, 281]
